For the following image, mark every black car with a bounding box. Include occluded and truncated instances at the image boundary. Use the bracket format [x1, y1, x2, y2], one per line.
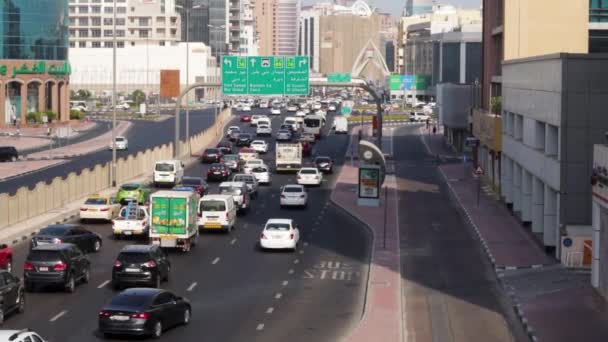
[206, 163, 231, 182]
[181, 177, 208, 196]
[98, 288, 191, 339]
[201, 148, 222, 163]
[112, 245, 170, 290]
[314, 156, 334, 173]
[0, 146, 18, 162]
[31, 224, 103, 253]
[216, 141, 233, 155]
[236, 133, 252, 147]
[0, 270, 25, 324]
[24, 243, 90, 293]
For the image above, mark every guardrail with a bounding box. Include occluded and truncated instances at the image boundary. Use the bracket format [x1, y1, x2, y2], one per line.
[0, 108, 231, 230]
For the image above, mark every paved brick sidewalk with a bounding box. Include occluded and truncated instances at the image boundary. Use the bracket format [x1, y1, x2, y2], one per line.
[0, 120, 97, 152]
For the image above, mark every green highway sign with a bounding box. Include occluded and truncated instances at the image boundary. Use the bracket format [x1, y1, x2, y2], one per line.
[222, 56, 309, 96]
[341, 106, 352, 115]
[328, 73, 351, 83]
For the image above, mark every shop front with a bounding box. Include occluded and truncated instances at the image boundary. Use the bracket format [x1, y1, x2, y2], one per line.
[0, 60, 71, 127]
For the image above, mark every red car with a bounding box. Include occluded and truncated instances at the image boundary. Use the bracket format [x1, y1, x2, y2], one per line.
[301, 141, 312, 157]
[0, 244, 13, 272]
[240, 115, 252, 122]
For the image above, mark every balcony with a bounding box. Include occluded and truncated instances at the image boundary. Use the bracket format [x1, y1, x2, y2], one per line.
[473, 109, 502, 152]
[230, 24, 240, 32]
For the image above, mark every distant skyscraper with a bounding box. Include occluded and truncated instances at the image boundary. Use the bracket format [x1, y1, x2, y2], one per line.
[405, 0, 433, 16]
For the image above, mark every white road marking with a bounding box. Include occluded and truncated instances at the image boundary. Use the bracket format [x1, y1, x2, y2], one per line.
[97, 280, 110, 289]
[274, 293, 282, 299]
[288, 269, 294, 274]
[257, 323, 265, 331]
[294, 259, 299, 264]
[282, 280, 288, 286]
[230, 238, 237, 245]
[212, 257, 220, 265]
[50, 310, 67, 322]
[266, 307, 274, 314]
[187, 282, 198, 292]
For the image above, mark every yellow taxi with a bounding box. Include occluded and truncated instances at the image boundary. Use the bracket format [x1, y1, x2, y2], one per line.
[79, 194, 121, 221]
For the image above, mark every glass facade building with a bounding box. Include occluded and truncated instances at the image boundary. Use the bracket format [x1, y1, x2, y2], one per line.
[590, 0, 608, 52]
[0, 0, 69, 60]
[590, 0, 608, 22]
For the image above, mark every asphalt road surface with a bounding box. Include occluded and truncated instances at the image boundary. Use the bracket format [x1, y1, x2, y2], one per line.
[1, 108, 218, 195]
[2, 108, 372, 342]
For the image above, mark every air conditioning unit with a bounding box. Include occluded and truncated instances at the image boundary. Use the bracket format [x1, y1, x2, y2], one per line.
[560, 236, 592, 268]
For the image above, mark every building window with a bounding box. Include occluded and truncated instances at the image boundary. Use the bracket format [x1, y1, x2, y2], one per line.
[78, 18, 88, 26]
[104, 6, 113, 13]
[78, 6, 88, 13]
[139, 30, 149, 38]
[69, 41, 76, 48]
[91, 6, 101, 13]
[78, 29, 88, 37]
[104, 41, 114, 48]
[116, 18, 126, 25]
[116, 30, 125, 37]
[69, 29, 76, 38]
[92, 29, 101, 37]
[117, 7, 126, 14]
[92, 41, 101, 48]
[104, 30, 113, 37]
[159, 41, 166, 46]
[69, 6, 76, 14]
[92, 17, 101, 26]
[545, 125, 559, 158]
[117, 41, 125, 48]
[69, 18, 76, 25]
[535, 121, 546, 151]
[79, 41, 87, 48]
[139, 18, 150, 26]
[103, 18, 113, 26]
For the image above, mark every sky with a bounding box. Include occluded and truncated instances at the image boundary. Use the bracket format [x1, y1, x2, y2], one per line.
[302, 0, 482, 15]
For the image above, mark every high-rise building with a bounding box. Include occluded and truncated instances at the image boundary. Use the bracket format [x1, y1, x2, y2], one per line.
[589, 0, 608, 52]
[255, 0, 299, 56]
[299, 7, 320, 71]
[176, 0, 210, 44]
[1, 0, 72, 126]
[67, 0, 181, 49]
[405, 0, 433, 17]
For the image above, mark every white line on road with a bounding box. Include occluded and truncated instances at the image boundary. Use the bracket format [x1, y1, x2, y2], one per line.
[282, 280, 288, 286]
[49, 310, 67, 322]
[187, 282, 198, 292]
[288, 269, 294, 274]
[257, 323, 265, 331]
[266, 307, 274, 314]
[97, 280, 110, 289]
[274, 293, 282, 299]
[212, 257, 220, 265]
[293, 259, 299, 264]
[230, 238, 237, 245]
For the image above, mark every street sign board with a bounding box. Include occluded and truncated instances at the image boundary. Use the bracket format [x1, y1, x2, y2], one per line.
[328, 73, 351, 83]
[341, 106, 352, 115]
[160, 70, 180, 97]
[222, 56, 309, 96]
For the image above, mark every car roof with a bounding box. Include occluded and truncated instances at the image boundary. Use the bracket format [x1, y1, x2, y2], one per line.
[283, 184, 304, 189]
[233, 173, 254, 178]
[155, 160, 179, 164]
[31, 243, 76, 251]
[266, 218, 293, 225]
[251, 140, 265, 144]
[42, 224, 78, 230]
[219, 181, 246, 187]
[0, 330, 38, 340]
[200, 194, 233, 201]
[120, 245, 155, 253]
[120, 287, 164, 297]
[299, 167, 319, 171]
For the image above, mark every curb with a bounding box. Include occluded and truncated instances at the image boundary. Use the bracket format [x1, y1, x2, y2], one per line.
[0, 159, 70, 183]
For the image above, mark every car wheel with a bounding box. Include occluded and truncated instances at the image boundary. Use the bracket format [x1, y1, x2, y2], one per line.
[164, 265, 171, 281]
[82, 267, 90, 284]
[183, 308, 191, 325]
[152, 321, 162, 339]
[17, 292, 25, 313]
[92, 239, 102, 252]
[10, 156, 16, 162]
[65, 275, 75, 293]
[0, 307, 5, 324]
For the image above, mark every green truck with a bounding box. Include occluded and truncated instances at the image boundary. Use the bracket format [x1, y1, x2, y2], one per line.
[149, 190, 199, 252]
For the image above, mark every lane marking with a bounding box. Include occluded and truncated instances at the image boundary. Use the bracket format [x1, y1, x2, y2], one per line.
[293, 259, 300, 264]
[97, 280, 110, 289]
[230, 238, 237, 245]
[288, 269, 294, 274]
[212, 257, 220, 265]
[266, 307, 274, 314]
[282, 280, 288, 286]
[187, 282, 198, 292]
[274, 293, 282, 299]
[49, 310, 67, 322]
[257, 323, 265, 331]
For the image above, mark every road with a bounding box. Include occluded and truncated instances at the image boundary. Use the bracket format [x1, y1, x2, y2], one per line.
[1, 108, 218, 195]
[391, 125, 529, 342]
[2, 108, 372, 342]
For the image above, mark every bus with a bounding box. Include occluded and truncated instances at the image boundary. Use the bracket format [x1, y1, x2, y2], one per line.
[303, 115, 325, 139]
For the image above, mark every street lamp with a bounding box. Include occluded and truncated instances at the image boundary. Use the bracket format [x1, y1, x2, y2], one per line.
[208, 24, 226, 132]
[111, 0, 118, 187]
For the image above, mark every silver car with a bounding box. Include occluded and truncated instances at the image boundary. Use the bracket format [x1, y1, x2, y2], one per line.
[276, 129, 292, 141]
[232, 173, 259, 198]
[280, 184, 308, 207]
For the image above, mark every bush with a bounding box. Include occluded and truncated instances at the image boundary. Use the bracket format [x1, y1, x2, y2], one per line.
[26, 112, 41, 124]
[44, 111, 57, 122]
[490, 96, 502, 114]
[70, 109, 85, 120]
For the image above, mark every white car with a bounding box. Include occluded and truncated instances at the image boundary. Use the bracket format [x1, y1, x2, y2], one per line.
[250, 140, 269, 154]
[251, 165, 271, 184]
[112, 205, 150, 238]
[0, 330, 47, 342]
[251, 115, 268, 126]
[108, 136, 128, 150]
[410, 112, 430, 122]
[276, 129, 292, 141]
[242, 105, 252, 112]
[295, 110, 306, 117]
[79, 195, 121, 221]
[226, 126, 241, 137]
[256, 124, 272, 136]
[283, 117, 299, 131]
[243, 159, 266, 174]
[280, 184, 307, 207]
[297, 167, 323, 186]
[271, 108, 282, 115]
[328, 104, 337, 112]
[115, 102, 131, 110]
[259, 218, 300, 251]
[312, 103, 322, 110]
[287, 105, 298, 112]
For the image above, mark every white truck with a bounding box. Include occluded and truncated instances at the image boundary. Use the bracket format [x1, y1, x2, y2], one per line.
[149, 190, 200, 252]
[333, 116, 348, 134]
[112, 203, 150, 239]
[275, 143, 302, 173]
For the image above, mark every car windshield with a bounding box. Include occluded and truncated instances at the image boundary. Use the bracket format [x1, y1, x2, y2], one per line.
[28, 250, 62, 261]
[120, 184, 140, 191]
[252, 167, 267, 173]
[284, 186, 303, 193]
[205, 149, 219, 154]
[220, 187, 242, 195]
[211, 165, 225, 170]
[304, 118, 321, 127]
[110, 293, 153, 308]
[200, 200, 226, 212]
[115, 137, 125, 142]
[182, 178, 201, 186]
[85, 198, 107, 205]
[155, 163, 174, 172]
[258, 125, 269, 129]
[247, 160, 262, 165]
[265, 223, 291, 231]
[252, 142, 264, 145]
[233, 176, 253, 184]
[224, 155, 238, 161]
[300, 169, 317, 175]
[240, 134, 251, 139]
[39, 226, 67, 236]
[118, 252, 151, 263]
[316, 158, 331, 163]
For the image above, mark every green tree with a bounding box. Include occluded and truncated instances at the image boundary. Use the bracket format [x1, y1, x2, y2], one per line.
[76, 89, 92, 100]
[70, 90, 77, 100]
[490, 96, 502, 114]
[131, 89, 146, 106]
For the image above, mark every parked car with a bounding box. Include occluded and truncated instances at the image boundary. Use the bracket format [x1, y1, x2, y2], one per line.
[236, 133, 253, 147]
[116, 183, 151, 205]
[216, 141, 233, 155]
[98, 288, 190, 339]
[108, 136, 128, 150]
[259, 219, 300, 251]
[297, 168, 323, 186]
[251, 166, 271, 185]
[24, 244, 91, 293]
[313, 156, 334, 173]
[181, 177, 208, 196]
[111, 245, 170, 289]
[31, 224, 103, 253]
[250, 140, 269, 154]
[0, 244, 13, 273]
[206, 163, 231, 182]
[201, 148, 223, 163]
[280, 184, 308, 208]
[0, 146, 18, 162]
[221, 154, 242, 171]
[0, 269, 25, 324]
[79, 195, 121, 221]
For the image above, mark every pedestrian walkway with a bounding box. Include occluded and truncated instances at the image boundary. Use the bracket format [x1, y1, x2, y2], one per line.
[422, 132, 608, 342]
[0, 120, 97, 152]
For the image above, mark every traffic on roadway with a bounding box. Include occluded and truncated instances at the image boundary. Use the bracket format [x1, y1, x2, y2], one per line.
[0, 96, 372, 342]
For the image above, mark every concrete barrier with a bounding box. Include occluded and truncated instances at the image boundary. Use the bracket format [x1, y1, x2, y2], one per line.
[0, 108, 232, 231]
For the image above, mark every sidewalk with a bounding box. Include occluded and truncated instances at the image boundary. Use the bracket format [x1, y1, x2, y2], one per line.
[0, 120, 97, 153]
[422, 132, 608, 342]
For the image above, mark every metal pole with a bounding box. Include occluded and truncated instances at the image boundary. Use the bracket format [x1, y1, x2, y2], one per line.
[383, 185, 388, 249]
[111, 0, 117, 187]
[477, 176, 480, 206]
[185, 10, 190, 156]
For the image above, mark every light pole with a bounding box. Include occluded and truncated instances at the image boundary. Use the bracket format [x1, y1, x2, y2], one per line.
[111, 0, 117, 187]
[208, 24, 226, 133]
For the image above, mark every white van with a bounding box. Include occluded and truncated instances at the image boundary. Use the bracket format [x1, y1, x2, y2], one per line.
[198, 195, 237, 232]
[153, 160, 184, 187]
[333, 116, 348, 134]
[257, 118, 271, 128]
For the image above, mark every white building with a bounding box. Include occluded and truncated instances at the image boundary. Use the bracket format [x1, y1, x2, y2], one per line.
[68, 0, 181, 49]
[69, 43, 219, 99]
[276, 0, 300, 56]
[240, 0, 258, 55]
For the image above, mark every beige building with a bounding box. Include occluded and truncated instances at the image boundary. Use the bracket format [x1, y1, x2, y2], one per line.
[254, 0, 300, 56]
[255, 0, 274, 55]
